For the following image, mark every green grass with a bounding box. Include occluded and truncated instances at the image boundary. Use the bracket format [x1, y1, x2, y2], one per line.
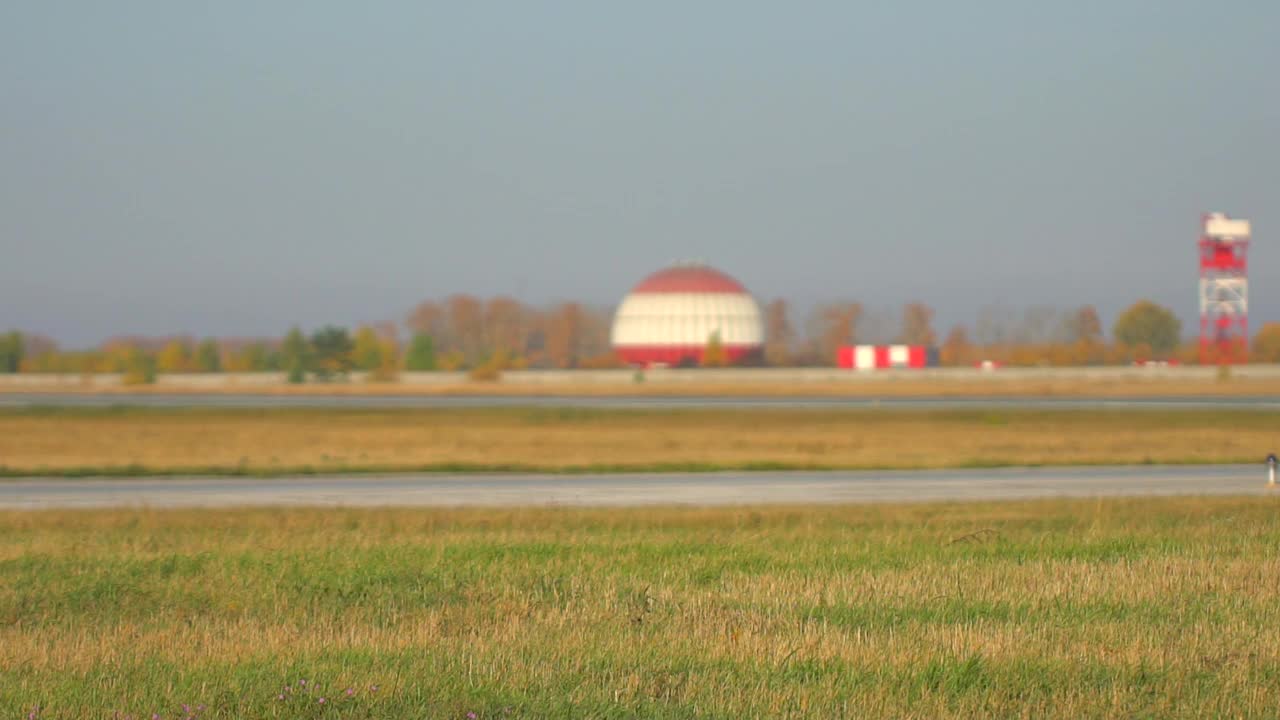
[4, 497, 1280, 717]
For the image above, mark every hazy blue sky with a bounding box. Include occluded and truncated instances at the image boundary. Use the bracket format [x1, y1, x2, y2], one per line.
[2, 2, 1276, 345]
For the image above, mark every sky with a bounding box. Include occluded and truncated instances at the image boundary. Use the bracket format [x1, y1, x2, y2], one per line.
[1, 2, 1276, 346]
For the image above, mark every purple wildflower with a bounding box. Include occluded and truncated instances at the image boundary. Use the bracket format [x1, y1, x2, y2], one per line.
[318, 698, 326, 705]
[345, 687, 355, 697]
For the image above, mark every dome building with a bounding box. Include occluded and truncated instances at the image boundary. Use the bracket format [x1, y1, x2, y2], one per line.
[610, 262, 764, 367]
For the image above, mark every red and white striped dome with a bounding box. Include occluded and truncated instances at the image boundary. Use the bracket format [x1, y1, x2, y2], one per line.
[611, 263, 764, 367]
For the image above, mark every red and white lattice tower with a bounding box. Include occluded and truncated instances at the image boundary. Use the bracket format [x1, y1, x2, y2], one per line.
[1199, 212, 1251, 364]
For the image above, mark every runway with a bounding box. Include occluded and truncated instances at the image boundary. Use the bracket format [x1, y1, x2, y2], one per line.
[0, 465, 1268, 509]
[2, 392, 1279, 410]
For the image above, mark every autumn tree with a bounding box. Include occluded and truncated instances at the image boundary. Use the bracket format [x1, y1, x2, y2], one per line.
[1006, 306, 1059, 346]
[446, 294, 485, 364]
[231, 342, 275, 372]
[156, 339, 192, 372]
[1062, 306, 1102, 343]
[14, 334, 55, 373]
[373, 323, 401, 380]
[407, 301, 447, 346]
[810, 302, 862, 366]
[1113, 300, 1181, 358]
[0, 331, 24, 373]
[940, 326, 973, 366]
[349, 325, 400, 381]
[763, 299, 793, 366]
[1061, 305, 1104, 365]
[98, 340, 132, 373]
[702, 331, 727, 368]
[971, 305, 1012, 360]
[1253, 323, 1280, 363]
[545, 302, 585, 369]
[484, 296, 526, 358]
[582, 306, 615, 361]
[898, 303, 936, 346]
[352, 326, 384, 371]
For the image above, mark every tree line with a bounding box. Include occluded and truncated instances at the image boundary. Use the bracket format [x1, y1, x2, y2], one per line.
[2, 297, 1280, 378]
[0, 296, 620, 380]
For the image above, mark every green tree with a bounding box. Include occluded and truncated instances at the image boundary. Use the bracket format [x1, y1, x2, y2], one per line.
[238, 342, 272, 372]
[405, 333, 437, 371]
[309, 326, 354, 380]
[352, 326, 383, 371]
[282, 327, 309, 383]
[1113, 300, 1181, 358]
[0, 331, 24, 373]
[194, 339, 222, 372]
[121, 347, 157, 385]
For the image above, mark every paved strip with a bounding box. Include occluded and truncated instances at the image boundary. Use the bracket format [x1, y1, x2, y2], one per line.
[2, 393, 1280, 410]
[0, 466, 1270, 509]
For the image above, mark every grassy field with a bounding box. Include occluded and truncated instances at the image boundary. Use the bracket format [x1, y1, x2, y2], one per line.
[0, 407, 1274, 476]
[3, 497, 1280, 718]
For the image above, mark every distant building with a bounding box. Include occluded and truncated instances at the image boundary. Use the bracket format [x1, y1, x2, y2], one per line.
[611, 263, 763, 367]
[837, 345, 939, 370]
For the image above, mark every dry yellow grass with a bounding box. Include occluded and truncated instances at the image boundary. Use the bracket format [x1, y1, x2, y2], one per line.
[0, 407, 1271, 475]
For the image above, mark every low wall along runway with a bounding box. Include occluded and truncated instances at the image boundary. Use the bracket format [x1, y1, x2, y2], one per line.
[2, 365, 1280, 396]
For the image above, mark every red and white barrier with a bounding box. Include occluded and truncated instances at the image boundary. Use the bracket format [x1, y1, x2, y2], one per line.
[837, 345, 937, 370]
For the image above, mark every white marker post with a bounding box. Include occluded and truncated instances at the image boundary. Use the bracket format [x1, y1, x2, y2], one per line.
[1268, 454, 1278, 488]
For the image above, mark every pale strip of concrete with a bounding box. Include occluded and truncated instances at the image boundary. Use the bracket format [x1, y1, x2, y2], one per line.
[0, 466, 1270, 510]
[3, 393, 1280, 410]
[3, 365, 1280, 390]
